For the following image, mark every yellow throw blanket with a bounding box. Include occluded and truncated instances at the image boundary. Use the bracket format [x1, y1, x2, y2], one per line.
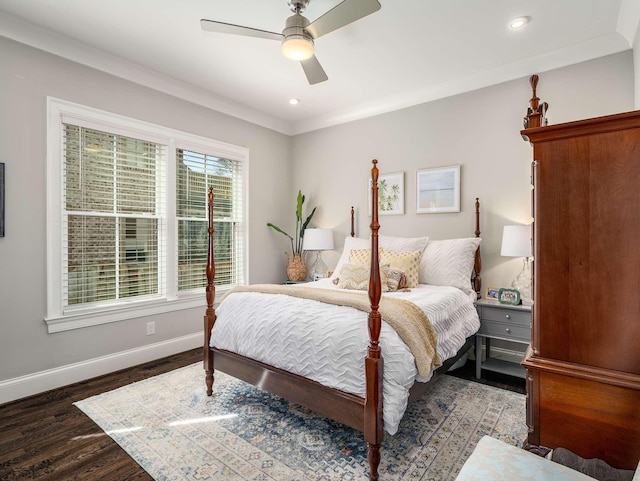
[223, 284, 442, 378]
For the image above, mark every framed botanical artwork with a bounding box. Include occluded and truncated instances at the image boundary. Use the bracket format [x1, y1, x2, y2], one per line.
[369, 171, 404, 216]
[416, 165, 460, 213]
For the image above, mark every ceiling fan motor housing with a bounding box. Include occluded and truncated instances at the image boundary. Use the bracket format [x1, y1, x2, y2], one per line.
[283, 13, 312, 41]
[281, 13, 314, 60]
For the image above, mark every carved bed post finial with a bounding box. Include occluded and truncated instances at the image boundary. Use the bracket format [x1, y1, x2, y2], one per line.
[365, 159, 383, 481]
[473, 198, 482, 299]
[351, 206, 355, 238]
[204, 187, 216, 396]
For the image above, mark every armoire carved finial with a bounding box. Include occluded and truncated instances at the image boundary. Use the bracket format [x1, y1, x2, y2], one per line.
[523, 74, 549, 132]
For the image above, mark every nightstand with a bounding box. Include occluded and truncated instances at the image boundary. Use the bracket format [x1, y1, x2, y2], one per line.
[475, 299, 531, 379]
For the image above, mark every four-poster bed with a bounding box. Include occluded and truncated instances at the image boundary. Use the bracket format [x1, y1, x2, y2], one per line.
[204, 159, 482, 480]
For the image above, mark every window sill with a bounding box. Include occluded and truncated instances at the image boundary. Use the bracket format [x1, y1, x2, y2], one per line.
[44, 291, 227, 333]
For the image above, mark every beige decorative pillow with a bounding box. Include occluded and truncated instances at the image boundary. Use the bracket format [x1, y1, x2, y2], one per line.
[349, 248, 373, 266]
[380, 250, 422, 288]
[336, 263, 390, 292]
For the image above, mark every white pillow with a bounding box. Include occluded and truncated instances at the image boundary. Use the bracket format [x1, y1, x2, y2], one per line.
[331, 235, 429, 280]
[419, 237, 482, 294]
[331, 236, 369, 280]
[379, 235, 429, 254]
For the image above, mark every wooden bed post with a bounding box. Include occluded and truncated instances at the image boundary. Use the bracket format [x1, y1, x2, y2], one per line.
[350, 206, 355, 237]
[365, 159, 383, 481]
[473, 198, 482, 299]
[204, 187, 216, 396]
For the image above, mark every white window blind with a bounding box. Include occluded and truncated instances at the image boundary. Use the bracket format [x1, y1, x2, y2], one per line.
[62, 124, 166, 309]
[176, 149, 244, 291]
[47, 98, 249, 331]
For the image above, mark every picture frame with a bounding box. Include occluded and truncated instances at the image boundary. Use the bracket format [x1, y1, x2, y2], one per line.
[485, 286, 500, 301]
[369, 171, 404, 216]
[0, 163, 4, 237]
[498, 287, 521, 306]
[416, 165, 460, 213]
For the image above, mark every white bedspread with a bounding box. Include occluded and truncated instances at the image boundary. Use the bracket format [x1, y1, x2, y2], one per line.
[210, 278, 479, 435]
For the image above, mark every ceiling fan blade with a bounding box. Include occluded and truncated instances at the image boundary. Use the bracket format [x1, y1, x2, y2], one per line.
[305, 0, 381, 39]
[301, 55, 328, 85]
[200, 19, 283, 41]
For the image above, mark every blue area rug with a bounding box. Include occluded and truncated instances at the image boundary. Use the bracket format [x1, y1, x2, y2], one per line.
[75, 363, 527, 480]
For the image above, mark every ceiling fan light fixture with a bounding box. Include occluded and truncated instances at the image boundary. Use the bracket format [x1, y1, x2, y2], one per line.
[281, 35, 314, 61]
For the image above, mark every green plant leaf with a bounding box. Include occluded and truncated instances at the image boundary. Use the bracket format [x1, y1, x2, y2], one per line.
[296, 190, 304, 222]
[268, 190, 317, 256]
[266, 223, 292, 240]
[301, 207, 317, 232]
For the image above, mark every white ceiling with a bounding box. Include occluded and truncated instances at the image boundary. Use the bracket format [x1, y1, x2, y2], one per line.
[1, 0, 638, 135]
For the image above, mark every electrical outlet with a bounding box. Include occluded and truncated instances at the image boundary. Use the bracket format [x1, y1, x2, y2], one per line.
[146, 321, 155, 335]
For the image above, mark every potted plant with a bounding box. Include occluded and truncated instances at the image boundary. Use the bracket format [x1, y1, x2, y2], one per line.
[267, 190, 317, 282]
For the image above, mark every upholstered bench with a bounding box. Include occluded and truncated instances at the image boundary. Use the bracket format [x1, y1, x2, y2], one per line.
[456, 436, 600, 480]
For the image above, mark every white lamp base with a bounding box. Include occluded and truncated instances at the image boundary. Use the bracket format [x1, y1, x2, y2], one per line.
[310, 251, 328, 281]
[512, 257, 533, 306]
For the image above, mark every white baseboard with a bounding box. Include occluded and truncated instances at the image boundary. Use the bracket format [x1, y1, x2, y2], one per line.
[0, 333, 202, 405]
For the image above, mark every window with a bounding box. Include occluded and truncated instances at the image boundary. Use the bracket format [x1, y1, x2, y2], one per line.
[46, 98, 248, 332]
[176, 150, 244, 291]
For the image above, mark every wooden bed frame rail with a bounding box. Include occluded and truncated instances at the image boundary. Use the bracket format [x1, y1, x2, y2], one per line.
[204, 160, 481, 480]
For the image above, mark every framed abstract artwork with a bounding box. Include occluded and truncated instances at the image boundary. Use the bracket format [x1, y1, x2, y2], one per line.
[416, 165, 460, 213]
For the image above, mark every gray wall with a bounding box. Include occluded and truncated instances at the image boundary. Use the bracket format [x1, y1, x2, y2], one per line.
[291, 52, 635, 291]
[0, 37, 291, 386]
[0, 34, 634, 400]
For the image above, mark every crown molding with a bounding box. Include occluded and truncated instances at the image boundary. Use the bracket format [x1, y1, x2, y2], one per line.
[0, 12, 293, 135]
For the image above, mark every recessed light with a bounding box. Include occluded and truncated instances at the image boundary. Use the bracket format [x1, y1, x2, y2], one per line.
[510, 16, 530, 30]
[289, 98, 300, 105]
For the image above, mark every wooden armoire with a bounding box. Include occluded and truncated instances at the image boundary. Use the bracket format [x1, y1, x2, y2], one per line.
[520, 76, 640, 470]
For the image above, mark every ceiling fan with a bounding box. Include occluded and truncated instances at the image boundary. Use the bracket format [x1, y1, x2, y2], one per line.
[201, 0, 382, 85]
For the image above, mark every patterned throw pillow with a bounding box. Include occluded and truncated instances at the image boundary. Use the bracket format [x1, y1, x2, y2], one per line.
[349, 248, 373, 266]
[347, 249, 408, 292]
[387, 268, 409, 291]
[336, 263, 390, 292]
[380, 250, 422, 288]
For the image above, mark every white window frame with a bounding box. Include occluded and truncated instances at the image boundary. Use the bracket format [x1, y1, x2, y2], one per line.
[45, 98, 249, 333]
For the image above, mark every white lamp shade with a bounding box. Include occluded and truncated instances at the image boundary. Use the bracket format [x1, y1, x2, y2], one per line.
[303, 228, 334, 251]
[501, 225, 532, 257]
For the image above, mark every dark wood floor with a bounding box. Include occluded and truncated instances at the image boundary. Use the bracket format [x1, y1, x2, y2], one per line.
[447, 357, 526, 394]
[0, 349, 201, 481]
[0, 349, 523, 481]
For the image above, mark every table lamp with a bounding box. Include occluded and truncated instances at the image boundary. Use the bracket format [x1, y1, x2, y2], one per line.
[302, 228, 334, 280]
[501, 224, 533, 305]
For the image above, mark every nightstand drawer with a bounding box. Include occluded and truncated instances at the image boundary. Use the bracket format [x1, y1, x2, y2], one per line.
[481, 306, 531, 328]
[478, 320, 529, 342]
